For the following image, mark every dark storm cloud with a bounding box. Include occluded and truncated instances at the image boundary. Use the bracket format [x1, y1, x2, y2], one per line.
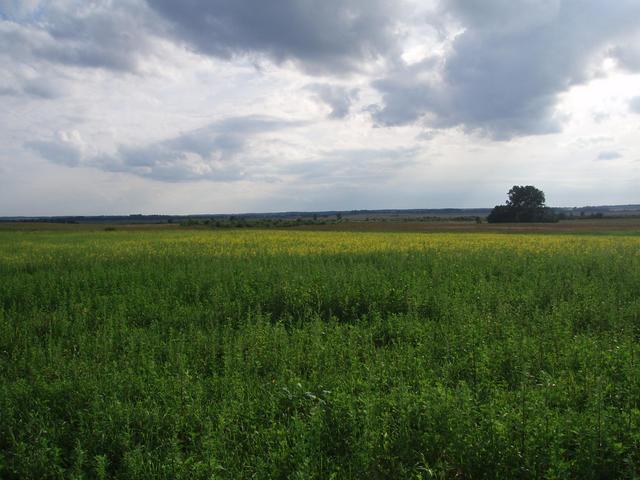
[307, 84, 360, 119]
[27, 116, 305, 182]
[372, 0, 640, 139]
[144, 0, 401, 73]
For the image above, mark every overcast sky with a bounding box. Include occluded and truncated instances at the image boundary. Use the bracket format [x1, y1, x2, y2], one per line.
[1, 0, 639, 215]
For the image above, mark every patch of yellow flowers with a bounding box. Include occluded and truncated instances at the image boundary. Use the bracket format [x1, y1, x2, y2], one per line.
[1, 229, 639, 267]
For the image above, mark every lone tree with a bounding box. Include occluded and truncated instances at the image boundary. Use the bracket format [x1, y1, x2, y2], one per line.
[487, 185, 557, 223]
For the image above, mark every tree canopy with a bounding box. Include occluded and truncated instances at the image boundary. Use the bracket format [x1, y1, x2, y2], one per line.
[506, 185, 545, 209]
[487, 185, 557, 223]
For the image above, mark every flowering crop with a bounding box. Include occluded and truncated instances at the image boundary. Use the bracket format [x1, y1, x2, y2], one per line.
[1, 228, 639, 478]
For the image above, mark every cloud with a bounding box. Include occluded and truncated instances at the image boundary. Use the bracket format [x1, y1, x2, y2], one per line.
[307, 84, 360, 119]
[144, 0, 403, 74]
[27, 116, 305, 182]
[371, 0, 640, 139]
[591, 111, 610, 123]
[610, 34, 640, 72]
[26, 130, 87, 167]
[0, 0, 41, 19]
[1, 0, 407, 77]
[630, 96, 640, 114]
[597, 150, 622, 161]
[26, 118, 422, 186]
[0, 69, 67, 99]
[27, 141, 82, 167]
[6, 0, 640, 216]
[0, 1, 157, 73]
[416, 130, 438, 142]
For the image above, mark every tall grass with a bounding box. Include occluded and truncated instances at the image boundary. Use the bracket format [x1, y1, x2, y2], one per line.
[1, 229, 639, 478]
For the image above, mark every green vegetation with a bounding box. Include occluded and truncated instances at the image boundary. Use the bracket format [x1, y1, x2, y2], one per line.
[488, 186, 557, 223]
[1, 229, 639, 478]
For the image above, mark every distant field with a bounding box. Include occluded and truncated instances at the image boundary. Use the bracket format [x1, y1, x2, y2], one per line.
[3, 216, 640, 234]
[1, 228, 639, 478]
[296, 217, 640, 234]
[0, 222, 182, 232]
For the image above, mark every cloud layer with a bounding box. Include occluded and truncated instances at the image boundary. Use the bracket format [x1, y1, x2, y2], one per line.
[27, 116, 305, 182]
[372, 0, 640, 139]
[145, 0, 402, 74]
[0, 1, 156, 72]
[2, 0, 640, 214]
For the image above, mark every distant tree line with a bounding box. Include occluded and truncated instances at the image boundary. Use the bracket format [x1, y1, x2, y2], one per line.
[180, 216, 341, 229]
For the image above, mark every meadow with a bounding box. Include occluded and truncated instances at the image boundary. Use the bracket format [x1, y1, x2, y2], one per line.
[1, 227, 639, 478]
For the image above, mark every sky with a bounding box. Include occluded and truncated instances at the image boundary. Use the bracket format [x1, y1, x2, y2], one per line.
[1, 0, 639, 215]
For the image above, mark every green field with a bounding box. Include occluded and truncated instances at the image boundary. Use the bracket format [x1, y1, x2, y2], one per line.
[1, 228, 639, 478]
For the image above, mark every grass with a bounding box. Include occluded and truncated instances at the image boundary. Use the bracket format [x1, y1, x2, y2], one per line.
[1, 228, 639, 478]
